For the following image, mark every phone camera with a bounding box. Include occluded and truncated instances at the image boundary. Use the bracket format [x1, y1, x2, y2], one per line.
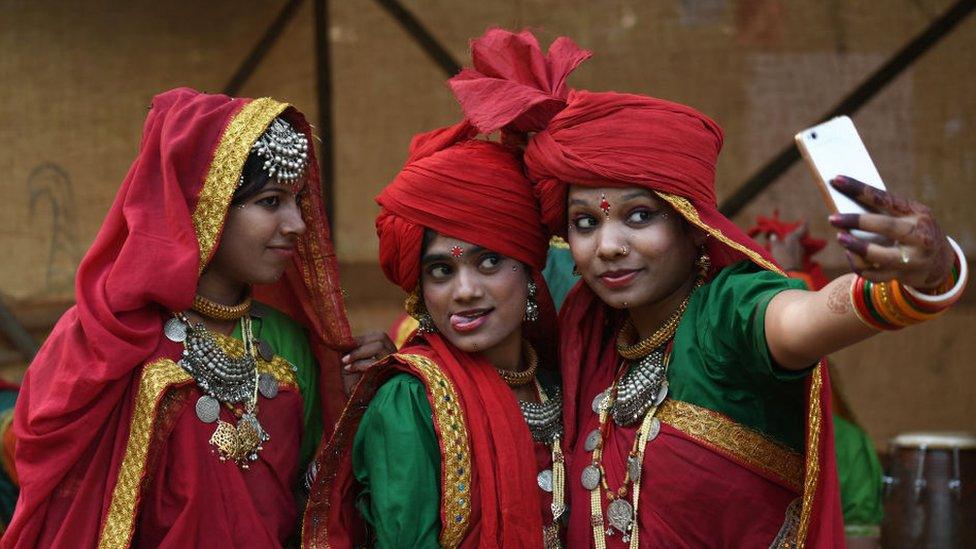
[811, 131, 817, 139]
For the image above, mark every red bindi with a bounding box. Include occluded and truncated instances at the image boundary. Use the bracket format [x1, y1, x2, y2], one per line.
[450, 245, 464, 258]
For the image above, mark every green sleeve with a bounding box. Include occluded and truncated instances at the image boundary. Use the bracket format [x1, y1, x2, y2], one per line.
[352, 373, 441, 548]
[670, 262, 813, 451]
[834, 415, 884, 531]
[241, 304, 323, 472]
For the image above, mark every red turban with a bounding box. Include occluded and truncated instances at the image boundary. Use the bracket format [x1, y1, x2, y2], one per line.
[449, 28, 780, 272]
[375, 121, 550, 291]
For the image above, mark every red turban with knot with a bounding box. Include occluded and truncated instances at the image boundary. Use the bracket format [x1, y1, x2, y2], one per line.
[449, 28, 780, 273]
[375, 120, 551, 291]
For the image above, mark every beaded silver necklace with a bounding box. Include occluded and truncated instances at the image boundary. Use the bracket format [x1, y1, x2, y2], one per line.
[519, 387, 564, 444]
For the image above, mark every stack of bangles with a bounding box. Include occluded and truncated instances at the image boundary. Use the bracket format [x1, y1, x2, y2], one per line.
[851, 237, 969, 330]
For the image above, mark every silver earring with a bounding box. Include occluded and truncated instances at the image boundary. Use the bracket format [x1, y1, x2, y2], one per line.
[524, 280, 540, 322]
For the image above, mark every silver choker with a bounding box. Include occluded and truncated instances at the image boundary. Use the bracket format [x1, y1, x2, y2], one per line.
[519, 387, 564, 444]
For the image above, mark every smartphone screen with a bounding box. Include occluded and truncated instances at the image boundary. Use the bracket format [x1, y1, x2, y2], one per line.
[795, 116, 887, 242]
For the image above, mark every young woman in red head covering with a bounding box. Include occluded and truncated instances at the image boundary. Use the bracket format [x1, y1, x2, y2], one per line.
[450, 29, 968, 548]
[3, 88, 393, 548]
[302, 121, 565, 548]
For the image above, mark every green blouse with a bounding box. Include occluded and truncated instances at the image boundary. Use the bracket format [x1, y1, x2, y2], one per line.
[669, 261, 812, 451]
[233, 303, 323, 471]
[352, 369, 560, 548]
[834, 415, 884, 533]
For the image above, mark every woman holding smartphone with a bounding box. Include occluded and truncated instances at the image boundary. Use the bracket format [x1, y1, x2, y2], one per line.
[4, 88, 391, 548]
[303, 121, 564, 547]
[450, 29, 966, 548]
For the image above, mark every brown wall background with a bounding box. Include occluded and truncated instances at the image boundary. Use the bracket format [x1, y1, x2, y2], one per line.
[1, 0, 973, 447]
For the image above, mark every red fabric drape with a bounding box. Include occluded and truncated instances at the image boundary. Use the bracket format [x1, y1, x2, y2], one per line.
[4, 88, 352, 548]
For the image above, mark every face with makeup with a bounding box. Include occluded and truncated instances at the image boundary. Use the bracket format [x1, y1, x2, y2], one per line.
[566, 186, 703, 310]
[420, 233, 530, 354]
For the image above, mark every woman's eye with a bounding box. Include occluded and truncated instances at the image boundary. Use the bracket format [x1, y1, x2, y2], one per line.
[256, 194, 281, 208]
[478, 254, 501, 271]
[572, 214, 597, 230]
[428, 264, 452, 279]
[627, 209, 653, 224]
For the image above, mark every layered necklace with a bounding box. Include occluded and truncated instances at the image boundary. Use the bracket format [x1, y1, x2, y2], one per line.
[498, 342, 567, 547]
[584, 282, 701, 548]
[163, 293, 279, 469]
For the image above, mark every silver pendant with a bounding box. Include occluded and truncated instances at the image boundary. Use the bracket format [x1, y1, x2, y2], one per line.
[581, 464, 601, 490]
[584, 429, 601, 452]
[259, 373, 279, 399]
[627, 455, 642, 483]
[653, 381, 669, 406]
[648, 417, 661, 441]
[606, 498, 634, 536]
[537, 469, 553, 492]
[592, 390, 609, 414]
[257, 339, 274, 362]
[164, 317, 187, 342]
[195, 395, 220, 423]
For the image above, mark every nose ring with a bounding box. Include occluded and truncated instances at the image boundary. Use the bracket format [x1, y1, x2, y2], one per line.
[619, 245, 629, 256]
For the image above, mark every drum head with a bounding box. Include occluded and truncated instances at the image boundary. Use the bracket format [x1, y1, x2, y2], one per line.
[890, 431, 976, 449]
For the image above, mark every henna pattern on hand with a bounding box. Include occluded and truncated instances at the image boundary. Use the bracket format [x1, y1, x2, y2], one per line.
[827, 282, 851, 315]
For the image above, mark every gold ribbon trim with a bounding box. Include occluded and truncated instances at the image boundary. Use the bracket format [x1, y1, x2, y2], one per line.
[97, 359, 192, 549]
[395, 354, 473, 548]
[657, 399, 804, 493]
[192, 97, 290, 272]
[796, 364, 824, 547]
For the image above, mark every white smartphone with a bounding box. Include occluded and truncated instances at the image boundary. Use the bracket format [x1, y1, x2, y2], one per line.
[795, 115, 887, 242]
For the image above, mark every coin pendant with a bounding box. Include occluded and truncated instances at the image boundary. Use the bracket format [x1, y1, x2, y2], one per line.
[537, 469, 553, 492]
[581, 464, 601, 490]
[627, 455, 642, 483]
[648, 417, 661, 441]
[195, 395, 220, 423]
[584, 429, 601, 452]
[259, 373, 279, 399]
[654, 381, 669, 406]
[592, 390, 608, 414]
[257, 339, 274, 362]
[164, 317, 187, 343]
[606, 499, 634, 535]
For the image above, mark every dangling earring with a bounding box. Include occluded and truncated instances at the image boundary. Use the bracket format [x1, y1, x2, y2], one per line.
[572, 264, 581, 277]
[696, 252, 711, 282]
[405, 288, 437, 334]
[524, 280, 540, 322]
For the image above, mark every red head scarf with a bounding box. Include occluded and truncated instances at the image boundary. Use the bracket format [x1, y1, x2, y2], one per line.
[5, 88, 353, 548]
[749, 212, 830, 290]
[450, 29, 842, 549]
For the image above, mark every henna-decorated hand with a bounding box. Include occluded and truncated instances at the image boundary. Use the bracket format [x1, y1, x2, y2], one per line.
[828, 175, 954, 290]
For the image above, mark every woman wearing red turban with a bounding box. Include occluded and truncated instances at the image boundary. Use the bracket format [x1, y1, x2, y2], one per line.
[2, 88, 392, 548]
[302, 121, 565, 547]
[450, 29, 967, 548]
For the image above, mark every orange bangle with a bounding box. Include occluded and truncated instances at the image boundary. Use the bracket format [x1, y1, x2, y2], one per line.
[889, 281, 941, 322]
[875, 282, 918, 328]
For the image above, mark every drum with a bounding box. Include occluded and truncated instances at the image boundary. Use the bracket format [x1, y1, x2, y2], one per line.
[881, 431, 976, 548]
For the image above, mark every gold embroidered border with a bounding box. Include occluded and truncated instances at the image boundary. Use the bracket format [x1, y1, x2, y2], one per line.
[796, 363, 824, 548]
[98, 359, 192, 549]
[192, 97, 289, 272]
[655, 192, 784, 275]
[657, 399, 803, 493]
[396, 354, 473, 548]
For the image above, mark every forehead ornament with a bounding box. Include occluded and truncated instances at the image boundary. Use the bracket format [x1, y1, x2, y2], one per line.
[599, 193, 611, 219]
[238, 118, 310, 191]
[450, 245, 465, 258]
